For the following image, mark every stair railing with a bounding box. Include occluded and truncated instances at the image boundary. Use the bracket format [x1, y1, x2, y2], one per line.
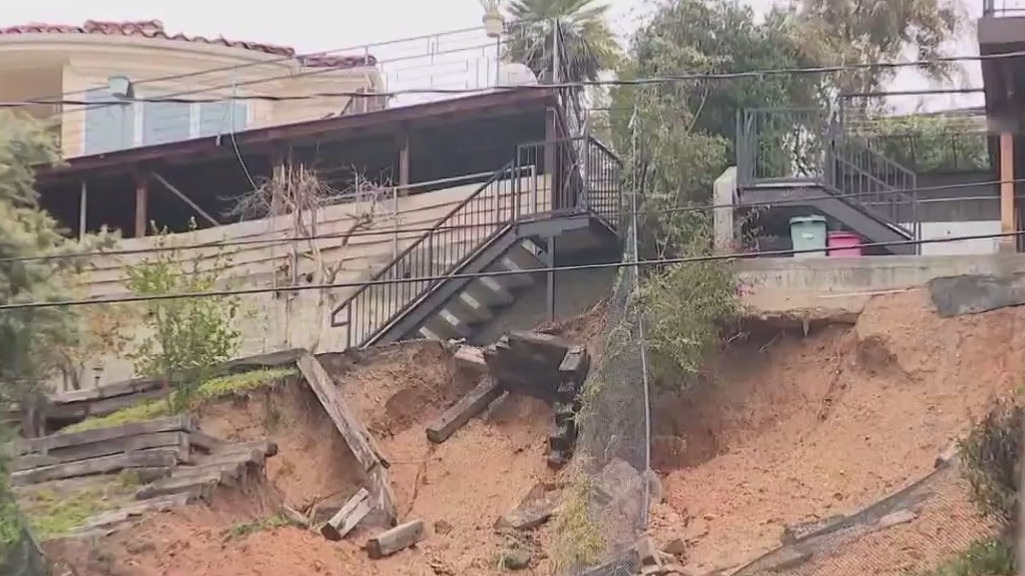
[737, 108, 920, 249]
[331, 161, 529, 348]
[826, 134, 919, 243]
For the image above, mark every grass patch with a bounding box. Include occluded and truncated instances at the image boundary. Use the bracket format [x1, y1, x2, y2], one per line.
[64, 367, 297, 433]
[224, 513, 298, 540]
[914, 538, 1014, 576]
[20, 483, 130, 540]
[549, 471, 605, 573]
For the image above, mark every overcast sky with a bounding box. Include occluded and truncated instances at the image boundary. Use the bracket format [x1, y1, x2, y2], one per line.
[0, 0, 986, 112]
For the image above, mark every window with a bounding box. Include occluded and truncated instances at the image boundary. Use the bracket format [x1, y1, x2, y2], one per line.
[82, 88, 134, 155]
[81, 86, 250, 154]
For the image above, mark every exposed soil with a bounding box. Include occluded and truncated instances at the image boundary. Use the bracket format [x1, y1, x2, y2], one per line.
[45, 341, 560, 576]
[649, 289, 1024, 573]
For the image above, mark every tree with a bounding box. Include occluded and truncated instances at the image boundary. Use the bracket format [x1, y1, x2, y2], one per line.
[503, 0, 621, 83]
[0, 111, 74, 567]
[792, 0, 965, 108]
[124, 221, 242, 412]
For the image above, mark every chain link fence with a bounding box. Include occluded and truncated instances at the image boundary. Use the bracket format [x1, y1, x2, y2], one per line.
[564, 187, 653, 576]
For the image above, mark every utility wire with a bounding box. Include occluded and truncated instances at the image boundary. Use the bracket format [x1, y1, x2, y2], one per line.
[5, 175, 1021, 265]
[6, 48, 1025, 108]
[1, 229, 1020, 311]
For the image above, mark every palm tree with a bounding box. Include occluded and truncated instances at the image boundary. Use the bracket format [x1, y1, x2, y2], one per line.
[502, 0, 620, 84]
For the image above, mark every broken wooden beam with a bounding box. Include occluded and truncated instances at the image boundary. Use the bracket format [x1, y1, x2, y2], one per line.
[366, 519, 425, 559]
[17, 415, 192, 456]
[14, 431, 189, 472]
[296, 352, 387, 470]
[321, 488, 372, 541]
[12, 448, 183, 485]
[426, 377, 503, 444]
[296, 352, 397, 527]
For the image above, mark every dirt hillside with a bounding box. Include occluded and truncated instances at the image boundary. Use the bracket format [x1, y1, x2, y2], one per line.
[45, 341, 559, 576]
[649, 289, 1023, 573]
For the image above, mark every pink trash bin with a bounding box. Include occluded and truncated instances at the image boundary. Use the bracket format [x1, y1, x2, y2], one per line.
[827, 231, 863, 257]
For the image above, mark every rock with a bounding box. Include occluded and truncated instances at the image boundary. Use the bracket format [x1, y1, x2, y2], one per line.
[495, 482, 561, 531]
[635, 536, 662, 566]
[499, 549, 532, 570]
[644, 469, 665, 503]
[661, 537, 687, 557]
[593, 458, 644, 506]
[433, 519, 454, 536]
[935, 440, 960, 468]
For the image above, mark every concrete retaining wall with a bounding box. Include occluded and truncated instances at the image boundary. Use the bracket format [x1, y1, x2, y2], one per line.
[737, 254, 1025, 317]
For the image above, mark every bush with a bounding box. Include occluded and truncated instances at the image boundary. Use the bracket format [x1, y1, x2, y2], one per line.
[959, 397, 1021, 533]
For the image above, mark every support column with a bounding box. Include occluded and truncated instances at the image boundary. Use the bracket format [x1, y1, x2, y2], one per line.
[544, 108, 559, 212]
[545, 235, 556, 323]
[1000, 131, 1016, 253]
[134, 171, 149, 237]
[397, 130, 410, 195]
[78, 180, 88, 242]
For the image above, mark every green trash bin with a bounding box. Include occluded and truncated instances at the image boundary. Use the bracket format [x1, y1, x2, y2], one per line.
[789, 215, 827, 258]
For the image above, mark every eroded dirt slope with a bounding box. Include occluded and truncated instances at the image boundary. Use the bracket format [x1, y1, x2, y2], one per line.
[45, 341, 559, 576]
[650, 289, 1024, 573]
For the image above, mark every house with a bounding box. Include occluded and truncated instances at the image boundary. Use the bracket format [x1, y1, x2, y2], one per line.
[16, 22, 624, 389]
[0, 19, 384, 159]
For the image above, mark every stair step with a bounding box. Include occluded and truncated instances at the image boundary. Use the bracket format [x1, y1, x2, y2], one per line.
[444, 295, 492, 325]
[465, 278, 515, 308]
[421, 314, 469, 342]
[455, 293, 494, 322]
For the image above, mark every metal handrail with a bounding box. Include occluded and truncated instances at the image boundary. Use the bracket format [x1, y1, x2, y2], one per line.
[332, 160, 525, 345]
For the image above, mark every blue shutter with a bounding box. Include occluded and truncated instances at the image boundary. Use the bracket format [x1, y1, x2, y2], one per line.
[141, 101, 191, 145]
[198, 101, 247, 137]
[83, 88, 134, 154]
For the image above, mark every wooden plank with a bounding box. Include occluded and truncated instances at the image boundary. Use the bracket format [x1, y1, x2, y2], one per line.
[366, 519, 425, 559]
[11, 448, 182, 485]
[45, 388, 170, 421]
[296, 353, 386, 471]
[19, 415, 192, 455]
[426, 378, 502, 444]
[135, 471, 221, 501]
[48, 377, 163, 405]
[225, 348, 306, 372]
[321, 488, 372, 541]
[187, 429, 224, 454]
[14, 431, 187, 472]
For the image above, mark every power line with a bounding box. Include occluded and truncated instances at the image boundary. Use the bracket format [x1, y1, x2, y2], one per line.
[1, 229, 1020, 311]
[5, 48, 1025, 108]
[4, 175, 1020, 265]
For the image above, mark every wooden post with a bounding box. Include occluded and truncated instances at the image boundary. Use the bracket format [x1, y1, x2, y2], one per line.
[1000, 131, 1016, 252]
[78, 180, 87, 242]
[134, 171, 149, 237]
[321, 487, 372, 541]
[397, 130, 410, 195]
[366, 519, 425, 559]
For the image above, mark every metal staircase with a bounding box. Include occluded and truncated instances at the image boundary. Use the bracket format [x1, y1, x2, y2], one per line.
[737, 108, 920, 255]
[330, 135, 622, 349]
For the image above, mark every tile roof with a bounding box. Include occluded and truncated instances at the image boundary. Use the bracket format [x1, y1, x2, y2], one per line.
[0, 19, 376, 69]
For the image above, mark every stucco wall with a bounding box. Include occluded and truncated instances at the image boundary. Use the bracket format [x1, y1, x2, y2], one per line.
[737, 253, 1025, 318]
